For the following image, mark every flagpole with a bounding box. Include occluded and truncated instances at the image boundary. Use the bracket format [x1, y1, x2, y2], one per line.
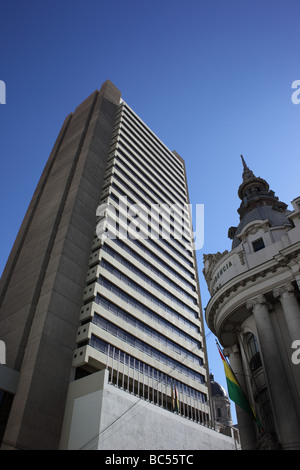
[164, 375, 167, 410]
[117, 349, 120, 387]
[111, 346, 115, 385]
[142, 362, 145, 399]
[127, 353, 130, 392]
[133, 358, 135, 395]
[216, 340, 246, 392]
[122, 352, 125, 389]
[216, 340, 262, 432]
[216, 340, 246, 393]
[137, 359, 140, 397]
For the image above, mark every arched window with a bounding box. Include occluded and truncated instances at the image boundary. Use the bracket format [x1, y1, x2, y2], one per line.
[245, 333, 262, 372]
[255, 387, 275, 434]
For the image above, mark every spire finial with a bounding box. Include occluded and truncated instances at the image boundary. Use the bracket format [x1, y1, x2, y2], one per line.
[240, 154, 254, 181]
[241, 154, 248, 170]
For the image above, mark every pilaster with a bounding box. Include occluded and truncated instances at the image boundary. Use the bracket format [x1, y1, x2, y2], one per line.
[224, 344, 257, 449]
[273, 283, 300, 342]
[246, 294, 300, 449]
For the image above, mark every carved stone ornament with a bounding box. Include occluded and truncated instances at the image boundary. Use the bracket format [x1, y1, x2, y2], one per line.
[236, 246, 245, 266]
[238, 220, 269, 244]
[203, 251, 228, 285]
[246, 295, 267, 311]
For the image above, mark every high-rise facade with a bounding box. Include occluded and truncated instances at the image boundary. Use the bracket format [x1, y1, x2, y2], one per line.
[74, 98, 209, 395]
[0, 80, 236, 450]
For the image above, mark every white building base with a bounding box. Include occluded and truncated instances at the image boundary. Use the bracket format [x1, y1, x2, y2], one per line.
[60, 369, 238, 450]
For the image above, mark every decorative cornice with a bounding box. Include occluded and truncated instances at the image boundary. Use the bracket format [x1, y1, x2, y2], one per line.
[209, 262, 277, 307]
[273, 282, 294, 299]
[236, 219, 270, 243]
[205, 237, 300, 334]
[206, 259, 287, 332]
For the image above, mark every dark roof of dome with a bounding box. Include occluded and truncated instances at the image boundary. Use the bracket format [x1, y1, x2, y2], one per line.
[210, 374, 227, 397]
[231, 205, 292, 248]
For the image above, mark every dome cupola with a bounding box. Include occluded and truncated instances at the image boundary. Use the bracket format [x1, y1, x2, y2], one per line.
[228, 156, 292, 248]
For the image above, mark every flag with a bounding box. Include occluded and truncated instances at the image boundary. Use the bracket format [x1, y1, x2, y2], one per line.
[216, 341, 263, 432]
[171, 381, 179, 413]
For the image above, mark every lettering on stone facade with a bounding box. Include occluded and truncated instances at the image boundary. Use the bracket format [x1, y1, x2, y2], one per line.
[213, 261, 233, 284]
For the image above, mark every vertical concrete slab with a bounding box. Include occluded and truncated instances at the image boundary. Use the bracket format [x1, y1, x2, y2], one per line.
[0, 81, 121, 450]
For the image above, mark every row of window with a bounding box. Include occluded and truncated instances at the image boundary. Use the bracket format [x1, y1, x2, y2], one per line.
[105, 193, 194, 270]
[102, 241, 196, 304]
[118, 124, 187, 201]
[109, 174, 191, 248]
[120, 106, 185, 179]
[118, 131, 187, 206]
[99, 259, 199, 318]
[116, 145, 188, 220]
[115, 145, 187, 220]
[108, 184, 192, 261]
[110, 237, 196, 294]
[94, 293, 200, 348]
[90, 328, 205, 384]
[109, 173, 193, 261]
[105, 200, 194, 281]
[122, 104, 184, 178]
[104, 141, 189, 238]
[110, 177, 193, 261]
[92, 307, 202, 365]
[105, 210, 194, 282]
[95, 276, 200, 333]
[88, 335, 207, 402]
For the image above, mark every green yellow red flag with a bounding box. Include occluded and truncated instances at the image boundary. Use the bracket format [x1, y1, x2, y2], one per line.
[216, 341, 263, 432]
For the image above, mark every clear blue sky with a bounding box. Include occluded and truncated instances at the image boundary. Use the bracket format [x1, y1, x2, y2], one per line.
[1, 0, 300, 425]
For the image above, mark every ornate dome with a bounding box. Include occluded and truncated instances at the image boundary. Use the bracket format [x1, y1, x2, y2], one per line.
[228, 156, 292, 248]
[210, 374, 228, 397]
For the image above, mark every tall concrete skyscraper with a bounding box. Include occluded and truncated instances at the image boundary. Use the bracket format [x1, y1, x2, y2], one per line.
[0, 80, 237, 450]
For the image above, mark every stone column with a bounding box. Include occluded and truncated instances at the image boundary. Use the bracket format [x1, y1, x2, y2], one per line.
[273, 283, 300, 342]
[224, 345, 257, 450]
[246, 294, 300, 449]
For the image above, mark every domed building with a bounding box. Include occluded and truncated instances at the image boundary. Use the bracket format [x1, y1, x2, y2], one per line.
[204, 157, 300, 450]
[210, 374, 233, 429]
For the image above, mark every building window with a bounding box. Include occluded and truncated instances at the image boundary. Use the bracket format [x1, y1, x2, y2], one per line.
[252, 238, 265, 252]
[255, 387, 275, 434]
[246, 333, 262, 372]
